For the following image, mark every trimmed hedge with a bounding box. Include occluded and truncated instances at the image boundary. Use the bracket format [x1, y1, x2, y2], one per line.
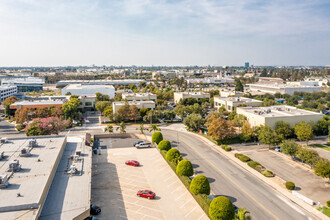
[235, 153, 251, 162]
[247, 161, 264, 171]
[326, 200, 330, 208]
[152, 131, 163, 144]
[285, 181, 295, 190]
[166, 148, 182, 163]
[221, 145, 232, 152]
[190, 175, 210, 195]
[158, 140, 172, 151]
[209, 196, 235, 220]
[176, 159, 194, 177]
[262, 170, 274, 177]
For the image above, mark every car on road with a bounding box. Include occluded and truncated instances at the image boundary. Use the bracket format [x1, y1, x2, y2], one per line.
[125, 160, 140, 167]
[135, 142, 152, 148]
[137, 190, 155, 199]
[90, 204, 101, 215]
[0, 114, 5, 118]
[275, 147, 281, 152]
[133, 141, 143, 147]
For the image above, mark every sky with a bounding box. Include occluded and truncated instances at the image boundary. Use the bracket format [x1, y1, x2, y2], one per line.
[0, 0, 329, 67]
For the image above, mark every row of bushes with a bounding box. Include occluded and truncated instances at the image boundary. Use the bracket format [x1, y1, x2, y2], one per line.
[156, 132, 240, 220]
[235, 153, 274, 178]
[221, 145, 232, 152]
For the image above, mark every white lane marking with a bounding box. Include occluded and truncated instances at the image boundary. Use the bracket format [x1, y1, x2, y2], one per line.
[276, 194, 305, 215]
[198, 213, 206, 220]
[184, 206, 197, 218]
[180, 197, 193, 208]
[175, 192, 188, 201]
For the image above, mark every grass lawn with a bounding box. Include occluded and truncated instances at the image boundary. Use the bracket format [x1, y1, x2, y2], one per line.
[317, 206, 330, 217]
[311, 144, 330, 151]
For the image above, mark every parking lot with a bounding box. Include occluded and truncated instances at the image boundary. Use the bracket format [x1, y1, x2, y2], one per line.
[91, 137, 208, 220]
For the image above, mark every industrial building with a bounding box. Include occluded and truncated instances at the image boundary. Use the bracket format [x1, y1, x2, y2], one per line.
[0, 85, 18, 101]
[56, 79, 146, 88]
[112, 100, 155, 113]
[185, 74, 235, 85]
[236, 105, 323, 128]
[62, 84, 115, 99]
[10, 99, 67, 110]
[122, 92, 157, 102]
[214, 97, 262, 111]
[219, 89, 244, 97]
[1, 77, 45, 92]
[247, 83, 322, 95]
[174, 92, 210, 104]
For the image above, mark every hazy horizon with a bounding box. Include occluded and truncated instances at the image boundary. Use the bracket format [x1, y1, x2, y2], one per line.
[1, 0, 329, 67]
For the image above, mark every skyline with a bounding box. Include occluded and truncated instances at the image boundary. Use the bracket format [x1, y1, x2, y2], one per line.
[0, 0, 330, 67]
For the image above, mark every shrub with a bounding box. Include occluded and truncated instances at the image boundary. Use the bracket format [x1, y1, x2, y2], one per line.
[235, 153, 251, 162]
[221, 145, 232, 152]
[221, 145, 228, 150]
[285, 181, 295, 190]
[247, 161, 264, 170]
[176, 159, 194, 177]
[209, 196, 235, 220]
[190, 175, 210, 195]
[158, 140, 172, 151]
[152, 131, 163, 144]
[262, 170, 274, 177]
[327, 200, 330, 208]
[166, 148, 183, 163]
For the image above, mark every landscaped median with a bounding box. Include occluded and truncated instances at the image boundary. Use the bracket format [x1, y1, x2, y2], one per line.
[153, 132, 250, 220]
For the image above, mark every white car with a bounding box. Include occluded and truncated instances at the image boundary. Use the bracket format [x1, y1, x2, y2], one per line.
[135, 142, 152, 148]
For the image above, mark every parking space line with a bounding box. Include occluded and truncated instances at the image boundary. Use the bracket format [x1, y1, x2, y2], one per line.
[175, 192, 188, 201]
[184, 206, 197, 218]
[171, 187, 181, 194]
[180, 197, 193, 208]
[168, 180, 180, 187]
[198, 213, 206, 220]
[164, 174, 175, 182]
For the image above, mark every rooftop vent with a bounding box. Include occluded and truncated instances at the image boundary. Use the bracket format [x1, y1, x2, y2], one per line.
[8, 160, 21, 172]
[0, 152, 4, 160]
[29, 139, 38, 148]
[20, 147, 31, 157]
[1, 137, 8, 144]
[0, 174, 9, 188]
[67, 164, 79, 175]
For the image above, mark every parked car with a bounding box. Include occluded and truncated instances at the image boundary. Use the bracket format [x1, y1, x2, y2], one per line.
[275, 147, 281, 152]
[137, 190, 155, 199]
[135, 142, 152, 148]
[125, 160, 140, 167]
[90, 204, 101, 215]
[133, 141, 143, 147]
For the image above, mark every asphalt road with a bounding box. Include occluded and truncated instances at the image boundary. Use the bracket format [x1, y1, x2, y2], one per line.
[162, 129, 315, 220]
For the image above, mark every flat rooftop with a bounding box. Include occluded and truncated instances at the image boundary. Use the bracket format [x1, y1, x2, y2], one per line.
[214, 97, 262, 103]
[11, 100, 66, 106]
[122, 92, 156, 97]
[237, 105, 322, 118]
[39, 136, 91, 220]
[0, 136, 66, 219]
[63, 84, 114, 90]
[248, 83, 321, 88]
[113, 100, 155, 105]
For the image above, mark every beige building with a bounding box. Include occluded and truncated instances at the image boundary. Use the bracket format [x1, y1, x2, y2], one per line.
[78, 95, 96, 111]
[248, 83, 322, 95]
[236, 105, 323, 129]
[122, 92, 157, 102]
[214, 97, 262, 111]
[174, 92, 210, 104]
[112, 101, 155, 113]
[219, 89, 244, 97]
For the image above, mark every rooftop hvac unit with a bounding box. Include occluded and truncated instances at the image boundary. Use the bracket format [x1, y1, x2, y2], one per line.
[67, 164, 78, 175]
[8, 160, 21, 172]
[0, 152, 4, 160]
[19, 148, 31, 157]
[1, 137, 8, 143]
[76, 150, 81, 156]
[29, 139, 38, 148]
[0, 174, 9, 188]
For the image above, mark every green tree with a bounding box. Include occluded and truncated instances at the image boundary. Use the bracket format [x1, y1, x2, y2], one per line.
[241, 121, 254, 142]
[235, 79, 244, 92]
[294, 121, 314, 144]
[158, 140, 171, 151]
[174, 105, 186, 119]
[95, 101, 111, 115]
[149, 124, 160, 133]
[62, 97, 81, 119]
[209, 196, 235, 220]
[152, 132, 163, 144]
[137, 123, 147, 134]
[190, 175, 210, 195]
[176, 159, 193, 176]
[164, 110, 175, 121]
[232, 114, 246, 129]
[166, 149, 183, 164]
[235, 208, 251, 220]
[116, 121, 126, 133]
[104, 106, 113, 121]
[183, 113, 205, 132]
[296, 147, 319, 167]
[205, 114, 235, 141]
[65, 92, 72, 95]
[258, 125, 283, 148]
[314, 158, 330, 180]
[228, 110, 237, 120]
[104, 125, 113, 133]
[275, 121, 294, 138]
[280, 139, 299, 158]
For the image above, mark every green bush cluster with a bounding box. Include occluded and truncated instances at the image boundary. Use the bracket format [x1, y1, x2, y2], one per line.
[326, 200, 330, 208]
[247, 161, 264, 171]
[158, 140, 172, 151]
[285, 181, 295, 190]
[166, 148, 182, 163]
[262, 170, 274, 177]
[235, 153, 251, 162]
[209, 196, 235, 220]
[221, 145, 232, 152]
[176, 159, 194, 177]
[152, 131, 163, 144]
[190, 175, 210, 195]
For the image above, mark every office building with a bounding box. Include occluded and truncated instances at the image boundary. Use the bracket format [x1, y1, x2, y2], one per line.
[1, 77, 45, 92]
[214, 97, 262, 111]
[0, 85, 18, 101]
[122, 92, 157, 102]
[56, 79, 146, 88]
[62, 84, 115, 99]
[174, 92, 210, 104]
[248, 83, 322, 95]
[219, 89, 244, 97]
[10, 99, 67, 110]
[112, 101, 155, 113]
[244, 62, 249, 68]
[236, 105, 323, 128]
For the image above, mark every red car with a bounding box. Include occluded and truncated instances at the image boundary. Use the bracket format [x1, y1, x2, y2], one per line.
[125, 160, 140, 167]
[137, 190, 155, 199]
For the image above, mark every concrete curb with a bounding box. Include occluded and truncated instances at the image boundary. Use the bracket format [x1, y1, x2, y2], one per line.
[162, 128, 328, 220]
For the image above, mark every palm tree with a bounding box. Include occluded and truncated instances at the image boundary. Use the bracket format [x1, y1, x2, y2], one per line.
[235, 208, 251, 220]
[116, 121, 126, 134]
[149, 124, 160, 133]
[136, 123, 147, 134]
[104, 125, 113, 133]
